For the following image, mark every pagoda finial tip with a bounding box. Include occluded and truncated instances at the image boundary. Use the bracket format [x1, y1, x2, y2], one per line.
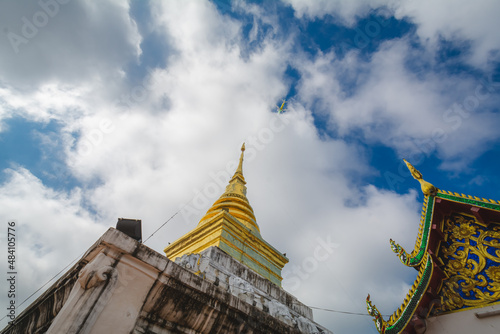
[235, 143, 245, 176]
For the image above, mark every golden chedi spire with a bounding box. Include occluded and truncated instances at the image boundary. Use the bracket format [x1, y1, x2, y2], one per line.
[164, 143, 288, 286]
[197, 143, 260, 233]
[403, 159, 438, 196]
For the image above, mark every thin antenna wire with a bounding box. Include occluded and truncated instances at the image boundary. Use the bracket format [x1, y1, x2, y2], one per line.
[0, 240, 388, 327]
[177, 268, 388, 317]
[142, 201, 191, 244]
[20, 253, 82, 306]
[0, 183, 386, 326]
[1, 199, 192, 327]
[142, 210, 180, 244]
[309, 306, 390, 317]
[0, 251, 83, 325]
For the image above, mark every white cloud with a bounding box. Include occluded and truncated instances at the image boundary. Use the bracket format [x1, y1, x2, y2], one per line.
[276, 181, 421, 333]
[1, 1, 496, 333]
[45, 4, 424, 331]
[282, 0, 392, 25]
[284, 0, 500, 67]
[393, 0, 500, 67]
[0, 83, 92, 127]
[0, 167, 106, 312]
[0, 0, 143, 135]
[0, 0, 141, 89]
[294, 38, 500, 170]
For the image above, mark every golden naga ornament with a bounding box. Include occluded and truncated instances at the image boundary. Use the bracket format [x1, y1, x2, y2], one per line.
[403, 159, 438, 196]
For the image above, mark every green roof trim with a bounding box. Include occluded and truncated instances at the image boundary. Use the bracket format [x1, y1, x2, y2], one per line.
[391, 196, 435, 268]
[408, 197, 434, 266]
[436, 192, 500, 211]
[385, 254, 434, 333]
[367, 254, 434, 334]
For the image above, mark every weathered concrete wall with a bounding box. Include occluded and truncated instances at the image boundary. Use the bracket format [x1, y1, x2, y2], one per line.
[175, 246, 314, 321]
[425, 303, 500, 334]
[0, 262, 84, 334]
[1, 228, 332, 334]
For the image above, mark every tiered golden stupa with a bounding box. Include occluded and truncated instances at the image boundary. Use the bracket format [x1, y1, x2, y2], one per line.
[164, 144, 288, 286]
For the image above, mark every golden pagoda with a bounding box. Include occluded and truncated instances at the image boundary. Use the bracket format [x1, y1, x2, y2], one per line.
[164, 144, 288, 286]
[2, 145, 333, 334]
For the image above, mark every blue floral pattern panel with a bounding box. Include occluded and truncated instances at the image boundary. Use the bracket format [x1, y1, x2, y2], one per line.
[434, 212, 500, 315]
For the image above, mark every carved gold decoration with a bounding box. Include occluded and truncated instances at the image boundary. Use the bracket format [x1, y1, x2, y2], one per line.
[451, 222, 477, 240]
[485, 266, 500, 281]
[436, 213, 500, 314]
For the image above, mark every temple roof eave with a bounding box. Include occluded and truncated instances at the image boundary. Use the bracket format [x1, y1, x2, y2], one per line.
[390, 190, 500, 269]
[368, 159, 500, 334]
[390, 194, 434, 268]
[370, 190, 500, 334]
[367, 253, 436, 334]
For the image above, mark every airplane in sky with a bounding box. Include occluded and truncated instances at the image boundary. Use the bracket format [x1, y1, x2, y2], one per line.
[277, 99, 286, 114]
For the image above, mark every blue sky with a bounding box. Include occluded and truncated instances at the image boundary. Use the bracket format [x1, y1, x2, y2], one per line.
[0, 1, 499, 333]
